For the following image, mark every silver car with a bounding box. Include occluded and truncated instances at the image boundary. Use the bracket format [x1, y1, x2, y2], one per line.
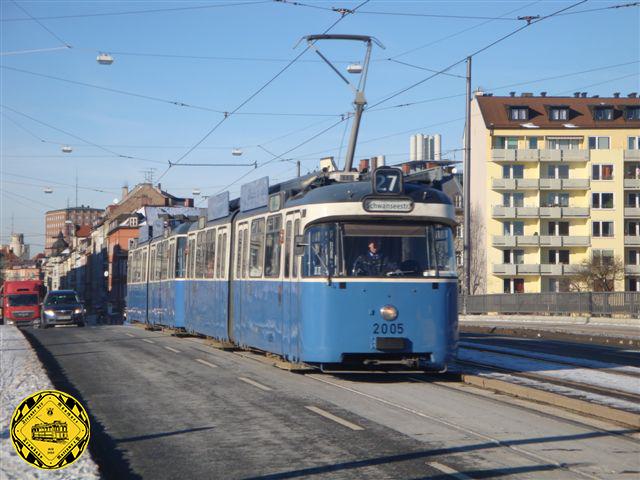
[37, 290, 86, 328]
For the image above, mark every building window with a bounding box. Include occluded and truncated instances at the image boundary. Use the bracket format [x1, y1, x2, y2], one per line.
[626, 107, 640, 120]
[593, 107, 614, 121]
[627, 192, 640, 208]
[592, 192, 614, 209]
[454, 194, 463, 208]
[548, 249, 570, 264]
[503, 278, 525, 293]
[627, 221, 640, 236]
[628, 249, 639, 265]
[493, 136, 518, 149]
[629, 136, 640, 150]
[588, 136, 610, 149]
[547, 137, 580, 150]
[629, 278, 640, 292]
[456, 224, 463, 239]
[593, 249, 614, 266]
[503, 221, 524, 236]
[502, 192, 524, 207]
[546, 164, 569, 179]
[510, 107, 528, 120]
[456, 252, 463, 266]
[503, 249, 524, 264]
[502, 165, 524, 179]
[548, 221, 569, 236]
[528, 137, 538, 149]
[549, 107, 569, 121]
[593, 221, 614, 237]
[544, 192, 569, 207]
[592, 164, 613, 180]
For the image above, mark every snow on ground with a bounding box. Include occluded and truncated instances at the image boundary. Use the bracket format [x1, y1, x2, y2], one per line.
[0, 325, 101, 480]
[458, 348, 640, 413]
[459, 341, 640, 375]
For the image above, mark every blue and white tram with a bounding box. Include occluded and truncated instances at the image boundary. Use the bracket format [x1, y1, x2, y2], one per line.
[127, 168, 458, 370]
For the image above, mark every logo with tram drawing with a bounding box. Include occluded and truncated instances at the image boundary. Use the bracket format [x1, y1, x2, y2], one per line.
[10, 390, 90, 470]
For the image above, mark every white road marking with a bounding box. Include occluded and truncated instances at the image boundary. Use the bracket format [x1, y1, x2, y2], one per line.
[125, 333, 135, 337]
[142, 339, 155, 344]
[427, 462, 472, 479]
[308, 375, 600, 480]
[164, 346, 180, 353]
[304, 406, 364, 431]
[238, 377, 272, 391]
[195, 359, 218, 368]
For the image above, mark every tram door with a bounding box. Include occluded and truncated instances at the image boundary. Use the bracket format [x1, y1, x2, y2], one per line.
[283, 211, 301, 361]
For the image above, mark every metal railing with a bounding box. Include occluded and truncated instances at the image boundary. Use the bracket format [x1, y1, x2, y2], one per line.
[459, 292, 640, 317]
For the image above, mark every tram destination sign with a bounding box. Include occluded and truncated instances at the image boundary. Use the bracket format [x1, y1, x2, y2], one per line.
[363, 198, 414, 213]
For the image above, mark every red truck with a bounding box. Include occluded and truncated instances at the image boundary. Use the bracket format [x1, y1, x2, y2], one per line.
[1, 280, 45, 326]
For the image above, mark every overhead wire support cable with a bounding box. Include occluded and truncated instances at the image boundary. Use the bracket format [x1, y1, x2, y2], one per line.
[157, 0, 370, 182]
[367, 0, 588, 111]
[1, 1, 272, 22]
[10, 0, 72, 48]
[167, 161, 258, 168]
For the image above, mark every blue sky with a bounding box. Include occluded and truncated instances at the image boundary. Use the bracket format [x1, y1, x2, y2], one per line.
[1, 0, 639, 253]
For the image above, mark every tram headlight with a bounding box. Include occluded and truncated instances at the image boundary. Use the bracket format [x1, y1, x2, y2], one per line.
[379, 305, 398, 321]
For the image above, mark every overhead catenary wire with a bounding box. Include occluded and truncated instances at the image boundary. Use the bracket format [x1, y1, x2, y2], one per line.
[1, 1, 272, 22]
[0, 105, 165, 165]
[10, 0, 72, 48]
[367, 0, 589, 111]
[157, 0, 371, 182]
[2, 172, 119, 193]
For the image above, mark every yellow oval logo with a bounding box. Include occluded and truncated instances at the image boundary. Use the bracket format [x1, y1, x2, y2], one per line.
[10, 390, 90, 470]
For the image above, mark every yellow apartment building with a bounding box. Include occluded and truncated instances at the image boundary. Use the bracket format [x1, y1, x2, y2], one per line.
[469, 92, 640, 293]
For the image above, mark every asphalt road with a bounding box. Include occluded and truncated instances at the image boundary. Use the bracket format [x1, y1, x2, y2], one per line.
[20, 325, 640, 480]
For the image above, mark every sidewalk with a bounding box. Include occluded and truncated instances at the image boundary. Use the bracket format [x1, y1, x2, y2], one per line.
[460, 315, 640, 347]
[0, 325, 100, 480]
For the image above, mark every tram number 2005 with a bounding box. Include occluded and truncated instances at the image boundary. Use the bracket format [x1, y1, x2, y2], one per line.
[372, 323, 404, 335]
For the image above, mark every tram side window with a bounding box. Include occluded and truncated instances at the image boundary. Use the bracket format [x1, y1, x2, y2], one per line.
[195, 231, 205, 278]
[206, 229, 216, 278]
[292, 219, 300, 278]
[168, 241, 176, 280]
[236, 226, 244, 279]
[150, 248, 156, 281]
[176, 237, 187, 278]
[284, 220, 292, 279]
[264, 215, 282, 278]
[187, 236, 195, 278]
[142, 251, 148, 282]
[249, 218, 265, 277]
[241, 229, 249, 278]
[302, 223, 338, 277]
[161, 241, 169, 280]
[215, 232, 224, 278]
[220, 232, 227, 278]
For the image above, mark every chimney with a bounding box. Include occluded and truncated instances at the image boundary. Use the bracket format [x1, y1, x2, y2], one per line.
[509, 91, 516, 97]
[370, 157, 378, 171]
[521, 92, 533, 97]
[581, 92, 587, 98]
[574, 92, 580, 98]
[629, 92, 638, 98]
[157, 183, 162, 191]
[121, 185, 128, 200]
[613, 92, 620, 98]
[358, 158, 370, 173]
[540, 91, 547, 97]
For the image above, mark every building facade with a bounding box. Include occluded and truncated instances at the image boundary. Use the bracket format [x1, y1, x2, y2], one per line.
[409, 134, 442, 162]
[45, 206, 104, 255]
[469, 92, 640, 293]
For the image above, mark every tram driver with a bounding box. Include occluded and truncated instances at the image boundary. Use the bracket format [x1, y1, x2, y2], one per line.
[351, 239, 399, 277]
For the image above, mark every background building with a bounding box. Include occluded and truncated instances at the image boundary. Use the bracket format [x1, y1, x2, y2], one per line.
[469, 91, 640, 293]
[45, 206, 104, 255]
[409, 134, 442, 162]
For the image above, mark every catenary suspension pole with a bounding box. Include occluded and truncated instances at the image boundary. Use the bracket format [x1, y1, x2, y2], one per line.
[463, 56, 472, 300]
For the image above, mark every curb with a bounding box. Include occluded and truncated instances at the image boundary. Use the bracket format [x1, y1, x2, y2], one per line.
[461, 373, 640, 429]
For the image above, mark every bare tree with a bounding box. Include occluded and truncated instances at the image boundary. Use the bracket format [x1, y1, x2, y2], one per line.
[568, 255, 625, 292]
[460, 206, 486, 294]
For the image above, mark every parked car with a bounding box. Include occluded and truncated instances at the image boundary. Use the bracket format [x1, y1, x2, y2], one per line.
[37, 290, 86, 328]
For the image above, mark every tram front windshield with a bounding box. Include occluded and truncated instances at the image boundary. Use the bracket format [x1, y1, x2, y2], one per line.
[302, 222, 456, 278]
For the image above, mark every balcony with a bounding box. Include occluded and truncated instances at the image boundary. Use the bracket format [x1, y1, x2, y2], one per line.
[539, 264, 582, 275]
[492, 264, 540, 275]
[624, 150, 640, 161]
[492, 235, 540, 247]
[539, 235, 590, 247]
[624, 178, 640, 189]
[625, 206, 640, 217]
[492, 178, 539, 190]
[539, 149, 589, 162]
[491, 149, 540, 162]
[625, 264, 640, 275]
[539, 206, 590, 218]
[624, 236, 640, 245]
[492, 206, 540, 218]
[539, 178, 590, 190]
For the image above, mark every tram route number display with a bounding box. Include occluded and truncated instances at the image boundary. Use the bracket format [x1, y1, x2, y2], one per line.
[372, 323, 404, 335]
